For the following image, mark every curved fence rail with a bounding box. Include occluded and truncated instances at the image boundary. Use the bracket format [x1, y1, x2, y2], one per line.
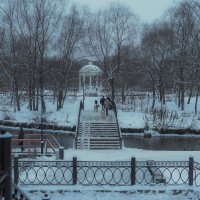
[12, 157, 200, 186]
[194, 162, 200, 187]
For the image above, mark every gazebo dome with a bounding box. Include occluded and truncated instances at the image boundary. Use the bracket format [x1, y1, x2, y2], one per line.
[79, 62, 102, 74]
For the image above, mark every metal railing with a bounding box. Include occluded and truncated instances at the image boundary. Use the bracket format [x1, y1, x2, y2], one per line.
[12, 182, 31, 200]
[12, 156, 200, 186]
[0, 172, 7, 199]
[75, 100, 83, 149]
[12, 138, 55, 156]
[112, 101, 122, 149]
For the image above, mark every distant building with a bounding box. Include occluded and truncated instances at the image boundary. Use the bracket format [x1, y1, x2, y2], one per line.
[79, 62, 103, 95]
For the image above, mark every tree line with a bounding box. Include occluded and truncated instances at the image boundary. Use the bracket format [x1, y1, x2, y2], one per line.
[0, 0, 199, 113]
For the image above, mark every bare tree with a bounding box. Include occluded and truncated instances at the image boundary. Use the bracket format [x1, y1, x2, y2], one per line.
[169, 0, 196, 110]
[55, 5, 85, 110]
[0, 0, 21, 111]
[85, 3, 137, 100]
[140, 23, 174, 106]
[12, 0, 63, 112]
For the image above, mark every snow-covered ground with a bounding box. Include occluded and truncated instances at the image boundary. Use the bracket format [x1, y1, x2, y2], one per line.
[63, 148, 199, 162]
[1, 93, 200, 199]
[1, 93, 200, 130]
[21, 185, 200, 200]
[18, 147, 200, 199]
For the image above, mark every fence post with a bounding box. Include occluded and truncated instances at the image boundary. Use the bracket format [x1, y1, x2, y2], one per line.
[14, 156, 19, 185]
[41, 141, 44, 155]
[59, 146, 64, 160]
[0, 132, 12, 200]
[189, 156, 193, 186]
[131, 157, 136, 185]
[73, 157, 77, 185]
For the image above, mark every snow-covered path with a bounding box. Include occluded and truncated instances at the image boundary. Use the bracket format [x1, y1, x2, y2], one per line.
[80, 110, 116, 122]
[64, 148, 200, 162]
[21, 185, 200, 200]
[80, 96, 116, 123]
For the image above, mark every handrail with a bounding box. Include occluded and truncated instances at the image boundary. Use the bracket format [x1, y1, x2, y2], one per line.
[12, 182, 31, 200]
[12, 138, 55, 154]
[112, 100, 122, 149]
[0, 172, 7, 184]
[48, 134, 60, 148]
[75, 100, 82, 149]
[0, 172, 7, 200]
[13, 134, 60, 149]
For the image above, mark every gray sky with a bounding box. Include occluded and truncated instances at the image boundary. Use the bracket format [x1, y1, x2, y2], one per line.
[72, 0, 179, 23]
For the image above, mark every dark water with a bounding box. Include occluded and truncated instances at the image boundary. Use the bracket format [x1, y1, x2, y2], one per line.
[54, 134, 75, 149]
[54, 134, 200, 151]
[123, 136, 200, 151]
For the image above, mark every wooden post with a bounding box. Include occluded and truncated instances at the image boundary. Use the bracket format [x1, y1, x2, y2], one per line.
[131, 157, 136, 185]
[14, 156, 19, 185]
[189, 156, 193, 186]
[0, 132, 12, 200]
[72, 157, 77, 185]
[59, 146, 64, 160]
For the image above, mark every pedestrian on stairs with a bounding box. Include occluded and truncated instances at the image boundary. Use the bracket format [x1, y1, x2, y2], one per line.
[100, 96, 105, 109]
[104, 97, 112, 117]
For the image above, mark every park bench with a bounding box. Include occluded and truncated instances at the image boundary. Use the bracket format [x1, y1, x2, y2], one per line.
[146, 160, 166, 183]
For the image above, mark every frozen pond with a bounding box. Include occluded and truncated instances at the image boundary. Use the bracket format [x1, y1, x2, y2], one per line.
[54, 134, 200, 151]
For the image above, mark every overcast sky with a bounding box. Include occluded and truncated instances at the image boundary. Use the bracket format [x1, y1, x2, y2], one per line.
[72, 0, 180, 23]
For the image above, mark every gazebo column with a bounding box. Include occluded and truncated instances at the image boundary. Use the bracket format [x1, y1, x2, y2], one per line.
[83, 76, 85, 89]
[90, 76, 92, 89]
[96, 76, 98, 88]
[79, 75, 81, 91]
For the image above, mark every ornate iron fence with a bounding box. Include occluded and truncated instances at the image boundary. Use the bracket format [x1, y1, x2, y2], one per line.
[13, 156, 199, 186]
[194, 161, 200, 187]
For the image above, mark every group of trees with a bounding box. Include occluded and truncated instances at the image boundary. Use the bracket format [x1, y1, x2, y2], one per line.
[0, 0, 199, 113]
[137, 0, 200, 113]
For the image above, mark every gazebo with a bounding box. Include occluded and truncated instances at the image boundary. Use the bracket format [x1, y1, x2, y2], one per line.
[79, 62, 103, 95]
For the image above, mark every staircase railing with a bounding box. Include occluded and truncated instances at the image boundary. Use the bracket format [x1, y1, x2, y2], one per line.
[12, 138, 57, 156]
[12, 182, 31, 200]
[75, 100, 83, 149]
[0, 172, 7, 199]
[112, 101, 122, 149]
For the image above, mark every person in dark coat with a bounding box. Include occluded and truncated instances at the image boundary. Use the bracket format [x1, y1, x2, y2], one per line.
[18, 126, 24, 152]
[94, 99, 99, 111]
[104, 97, 112, 116]
[100, 96, 105, 109]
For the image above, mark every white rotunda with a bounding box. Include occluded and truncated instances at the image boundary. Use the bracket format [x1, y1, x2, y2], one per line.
[79, 62, 103, 95]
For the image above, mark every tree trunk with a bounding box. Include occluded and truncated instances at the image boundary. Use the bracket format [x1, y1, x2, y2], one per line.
[187, 83, 193, 104]
[110, 78, 115, 101]
[180, 67, 184, 110]
[121, 83, 126, 104]
[195, 85, 199, 115]
[57, 84, 63, 110]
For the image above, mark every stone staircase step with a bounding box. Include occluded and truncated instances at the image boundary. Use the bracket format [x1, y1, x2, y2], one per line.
[76, 119, 121, 150]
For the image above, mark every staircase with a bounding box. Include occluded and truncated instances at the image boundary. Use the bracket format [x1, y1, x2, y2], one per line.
[75, 98, 122, 150]
[76, 122, 121, 150]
